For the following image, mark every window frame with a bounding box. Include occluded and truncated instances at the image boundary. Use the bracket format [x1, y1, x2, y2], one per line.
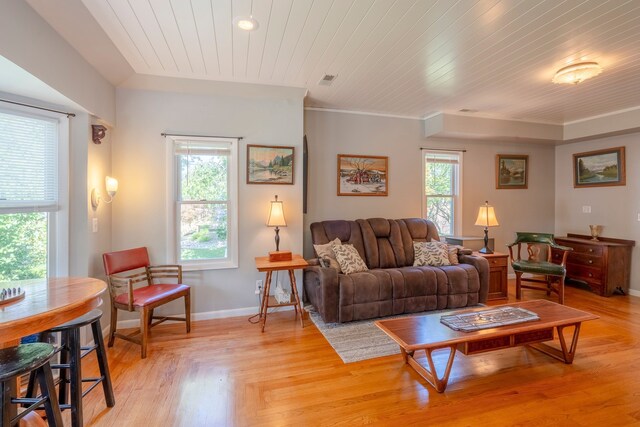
[421, 149, 463, 237]
[166, 135, 238, 271]
[0, 104, 69, 278]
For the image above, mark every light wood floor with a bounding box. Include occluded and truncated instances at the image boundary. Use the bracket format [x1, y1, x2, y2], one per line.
[74, 283, 640, 426]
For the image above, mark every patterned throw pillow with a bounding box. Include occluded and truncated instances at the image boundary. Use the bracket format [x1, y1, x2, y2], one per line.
[313, 238, 342, 272]
[431, 239, 459, 265]
[413, 241, 451, 267]
[333, 244, 369, 274]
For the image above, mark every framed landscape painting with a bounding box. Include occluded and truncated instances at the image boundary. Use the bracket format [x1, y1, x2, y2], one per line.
[337, 154, 388, 196]
[247, 145, 294, 184]
[573, 146, 625, 188]
[496, 154, 528, 189]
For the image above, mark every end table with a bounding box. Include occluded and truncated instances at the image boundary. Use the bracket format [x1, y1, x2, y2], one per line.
[474, 251, 509, 301]
[255, 254, 308, 332]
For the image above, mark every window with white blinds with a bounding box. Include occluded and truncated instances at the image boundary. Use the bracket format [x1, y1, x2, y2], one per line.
[422, 150, 463, 236]
[169, 136, 238, 270]
[0, 104, 68, 280]
[0, 110, 59, 212]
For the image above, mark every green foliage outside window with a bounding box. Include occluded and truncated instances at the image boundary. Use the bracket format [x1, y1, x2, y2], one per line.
[0, 213, 47, 281]
[425, 161, 454, 236]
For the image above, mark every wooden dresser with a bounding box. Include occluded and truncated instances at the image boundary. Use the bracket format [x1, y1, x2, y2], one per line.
[551, 234, 635, 296]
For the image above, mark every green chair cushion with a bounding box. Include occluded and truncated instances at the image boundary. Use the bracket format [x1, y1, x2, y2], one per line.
[512, 260, 565, 276]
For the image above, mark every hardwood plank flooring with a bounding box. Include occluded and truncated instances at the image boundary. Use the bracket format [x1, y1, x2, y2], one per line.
[74, 283, 640, 426]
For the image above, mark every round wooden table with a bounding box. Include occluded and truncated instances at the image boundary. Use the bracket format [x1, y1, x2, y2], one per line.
[0, 277, 107, 425]
[0, 277, 107, 346]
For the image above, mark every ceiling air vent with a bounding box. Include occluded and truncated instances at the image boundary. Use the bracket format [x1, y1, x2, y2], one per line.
[318, 74, 337, 86]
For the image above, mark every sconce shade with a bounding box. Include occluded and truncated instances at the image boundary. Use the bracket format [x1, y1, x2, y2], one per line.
[91, 176, 119, 209]
[475, 203, 499, 227]
[267, 196, 286, 227]
[105, 176, 118, 196]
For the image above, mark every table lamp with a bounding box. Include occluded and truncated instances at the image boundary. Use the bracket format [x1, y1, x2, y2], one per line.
[267, 195, 292, 261]
[475, 200, 499, 254]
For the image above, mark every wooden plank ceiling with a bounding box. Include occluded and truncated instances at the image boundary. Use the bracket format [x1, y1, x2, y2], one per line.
[80, 0, 640, 123]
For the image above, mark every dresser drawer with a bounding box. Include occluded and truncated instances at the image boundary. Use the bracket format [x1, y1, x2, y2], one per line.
[566, 252, 602, 268]
[557, 241, 603, 256]
[566, 264, 602, 283]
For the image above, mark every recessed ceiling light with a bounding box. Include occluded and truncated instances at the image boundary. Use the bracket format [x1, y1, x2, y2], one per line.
[234, 16, 259, 31]
[552, 61, 603, 85]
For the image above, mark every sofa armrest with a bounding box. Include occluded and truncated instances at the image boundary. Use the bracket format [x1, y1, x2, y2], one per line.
[303, 265, 340, 323]
[458, 254, 490, 304]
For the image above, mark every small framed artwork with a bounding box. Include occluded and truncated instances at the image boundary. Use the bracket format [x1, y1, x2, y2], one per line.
[247, 145, 294, 185]
[496, 154, 528, 189]
[573, 146, 625, 188]
[337, 154, 388, 196]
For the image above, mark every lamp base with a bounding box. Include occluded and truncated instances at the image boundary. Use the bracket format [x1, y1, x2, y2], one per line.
[269, 250, 292, 262]
[478, 247, 494, 254]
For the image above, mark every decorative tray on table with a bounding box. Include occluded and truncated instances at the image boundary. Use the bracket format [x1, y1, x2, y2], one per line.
[440, 306, 540, 332]
[0, 286, 25, 306]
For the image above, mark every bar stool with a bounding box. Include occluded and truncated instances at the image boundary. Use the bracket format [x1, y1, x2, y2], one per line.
[26, 310, 115, 427]
[1, 343, 63, 427]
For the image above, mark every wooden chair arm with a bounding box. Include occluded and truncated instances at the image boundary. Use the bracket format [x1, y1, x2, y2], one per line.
[108, 275, 135, 311]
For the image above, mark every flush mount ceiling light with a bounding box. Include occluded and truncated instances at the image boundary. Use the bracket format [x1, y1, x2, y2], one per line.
[234, 16, 259, 31]
[552, 61, 603, 85]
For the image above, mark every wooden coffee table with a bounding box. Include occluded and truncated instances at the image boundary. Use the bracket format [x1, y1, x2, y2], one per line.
[375, 300, 598, 392]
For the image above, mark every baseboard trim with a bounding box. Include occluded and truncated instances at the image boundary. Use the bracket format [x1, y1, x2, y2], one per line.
[113, 305, 293, 329]
[628, 289, 640, 297]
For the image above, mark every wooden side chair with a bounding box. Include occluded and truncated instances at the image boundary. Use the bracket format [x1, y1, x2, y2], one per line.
[507, 232, 573, 305]
[102, 247, 191, 358]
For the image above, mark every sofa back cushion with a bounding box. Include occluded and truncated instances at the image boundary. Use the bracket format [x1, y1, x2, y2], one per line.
[358, 218, 406, 269]
[310, 220, 367, 262]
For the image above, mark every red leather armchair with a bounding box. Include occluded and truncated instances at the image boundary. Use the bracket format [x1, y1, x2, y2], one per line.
[103, 247, 191, 358]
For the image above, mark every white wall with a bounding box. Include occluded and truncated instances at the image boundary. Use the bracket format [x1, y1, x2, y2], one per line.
[0, 0, 115, 123]
[303, 109, 556, 261]
[112, 86, 304, 318]
[555, 133, 640, 295]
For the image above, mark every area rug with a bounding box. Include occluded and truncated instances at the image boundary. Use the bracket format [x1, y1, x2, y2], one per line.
[306, 308, 402, 363]
[306, 305, 485, 364]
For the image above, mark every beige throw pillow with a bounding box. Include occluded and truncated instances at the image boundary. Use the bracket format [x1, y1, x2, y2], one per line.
[333, 244, 368, 274]
[313, 238, 342, 272]
[413, 241, 451, 267]
[430, 238, 459, 265]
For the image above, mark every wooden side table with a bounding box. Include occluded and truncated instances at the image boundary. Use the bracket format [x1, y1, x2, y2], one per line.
[474, 252, 509, 301]
[255, 254, 308, 332]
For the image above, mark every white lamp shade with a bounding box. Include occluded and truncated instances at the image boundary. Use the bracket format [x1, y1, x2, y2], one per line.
[105, 176, 118, 196]
[475, 205, 499, 227]
[267, 200, 286, 227]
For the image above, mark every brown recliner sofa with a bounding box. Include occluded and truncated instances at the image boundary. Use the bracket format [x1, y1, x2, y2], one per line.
[304, 218, 490, 323]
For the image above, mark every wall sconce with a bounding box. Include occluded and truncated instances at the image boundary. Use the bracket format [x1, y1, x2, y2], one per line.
[91, 176, 118, 209]
[92, 125, 107, 144]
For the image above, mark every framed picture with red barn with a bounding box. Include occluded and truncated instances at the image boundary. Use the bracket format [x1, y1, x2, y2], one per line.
[337, 154, 388, 196]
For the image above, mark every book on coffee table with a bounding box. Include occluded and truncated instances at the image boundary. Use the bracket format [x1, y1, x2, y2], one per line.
[440, 306, 540, 332]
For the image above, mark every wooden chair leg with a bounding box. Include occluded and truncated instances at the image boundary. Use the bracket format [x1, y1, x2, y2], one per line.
[515, 272, 523, 299]
[148, 309, 154, 327]
[546, 275, 552, 296]
[108, 306, 117, 347]
[558, 276, 566, 305]
[90, 319, 115, 408]
[140, 308, 150, 359]
[185, 291, 191, 333]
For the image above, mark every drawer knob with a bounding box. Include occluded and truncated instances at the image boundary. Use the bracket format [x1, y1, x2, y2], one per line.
[588, 249, 594, 253]
[588, 260, 593, 264]
[589, 273, 593, 277]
